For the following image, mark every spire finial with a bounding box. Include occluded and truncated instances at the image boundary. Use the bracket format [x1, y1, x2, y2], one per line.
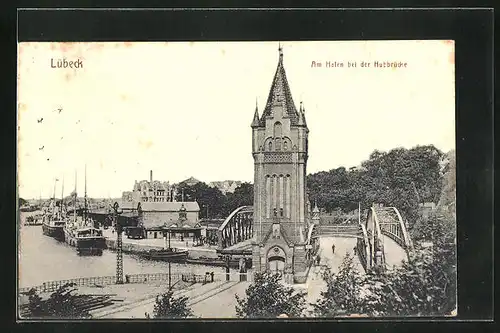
[300, 100, 303, 112]
[256, 97, 258, 110]
[278, 42, 283, 61]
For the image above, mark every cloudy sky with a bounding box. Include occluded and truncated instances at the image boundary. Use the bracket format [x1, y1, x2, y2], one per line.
[17, 40, 455, 199]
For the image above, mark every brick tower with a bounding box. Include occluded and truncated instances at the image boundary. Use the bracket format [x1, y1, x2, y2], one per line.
[251, 46, 311, 283]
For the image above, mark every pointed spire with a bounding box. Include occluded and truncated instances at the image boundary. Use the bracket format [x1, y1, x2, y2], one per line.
[297, 102, 308, 127]
[313, 200, 319, 213]
[251, 99, 260, 127]
[261, 44, 300, 122]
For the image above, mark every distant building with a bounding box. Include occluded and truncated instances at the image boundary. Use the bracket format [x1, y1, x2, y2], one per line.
[181, 177, 202, 187]
[119, 171, 200, 238]
[122, 170, 177, 203]
[209, 180, 243, 194]
[139, 201, 200, 238]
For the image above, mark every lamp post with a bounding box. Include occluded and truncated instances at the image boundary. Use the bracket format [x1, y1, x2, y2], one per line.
[113, 202, 124, 284]
[224, 254, 231, 281]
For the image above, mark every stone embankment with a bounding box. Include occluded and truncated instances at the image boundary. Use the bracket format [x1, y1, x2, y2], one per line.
[103, 230, 219, 259]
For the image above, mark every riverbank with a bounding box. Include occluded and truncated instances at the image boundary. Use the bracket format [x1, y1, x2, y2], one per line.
[103, 229, 219, 259]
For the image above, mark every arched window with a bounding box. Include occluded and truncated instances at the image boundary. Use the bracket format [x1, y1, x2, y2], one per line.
[283, 140, 288, 150]
[274, 122, 282, 137]
[268, 141, 273, 151]
[275, 138, 282, 150]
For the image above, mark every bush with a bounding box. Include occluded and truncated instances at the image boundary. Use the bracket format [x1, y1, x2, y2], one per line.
[24, 283, 91, 318]
[149, 290, 193, 318]
[313, 253, 368, 317]
[235, 272, 306, 318]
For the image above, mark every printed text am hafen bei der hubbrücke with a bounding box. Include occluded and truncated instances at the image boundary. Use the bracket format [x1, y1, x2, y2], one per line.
[310, 61, 408, 68]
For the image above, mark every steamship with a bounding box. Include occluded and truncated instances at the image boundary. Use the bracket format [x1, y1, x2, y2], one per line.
[42, 179, 66, 241]
[63, 167, 106, 256]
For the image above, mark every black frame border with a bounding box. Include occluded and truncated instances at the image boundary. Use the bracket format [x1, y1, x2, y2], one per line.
[4, 7, 495, 333]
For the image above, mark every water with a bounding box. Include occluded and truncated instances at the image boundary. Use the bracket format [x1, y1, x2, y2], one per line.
[18, 216, 238, 288]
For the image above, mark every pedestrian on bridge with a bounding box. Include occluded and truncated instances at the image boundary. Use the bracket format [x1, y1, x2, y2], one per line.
[332, 243, 336, 254]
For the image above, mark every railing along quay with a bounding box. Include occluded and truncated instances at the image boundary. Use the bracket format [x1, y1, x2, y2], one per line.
[18, 271, 223, 294]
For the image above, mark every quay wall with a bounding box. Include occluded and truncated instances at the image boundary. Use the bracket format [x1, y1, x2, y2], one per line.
[105, 239, 219, 259]
[106, 239, 163, 253]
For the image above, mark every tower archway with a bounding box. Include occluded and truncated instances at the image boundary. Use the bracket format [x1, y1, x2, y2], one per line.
[267, 245, 286, 275]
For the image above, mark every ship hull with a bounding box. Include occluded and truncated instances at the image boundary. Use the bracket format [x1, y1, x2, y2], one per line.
[42, 223, 65, 241]
[186, 257, 252, 269]
[139, 249, 188, 262]
[64, 229, 107, 256]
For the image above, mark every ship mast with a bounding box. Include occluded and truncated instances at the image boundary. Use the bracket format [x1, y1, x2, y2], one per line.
[74, 169, 77, 222]
[84, 164, 88, 225]
[61, 175, 65, 218]
[52, 178, 57, 216]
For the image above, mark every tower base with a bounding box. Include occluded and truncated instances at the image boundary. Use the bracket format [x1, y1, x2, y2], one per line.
[251, 240, 312, 284]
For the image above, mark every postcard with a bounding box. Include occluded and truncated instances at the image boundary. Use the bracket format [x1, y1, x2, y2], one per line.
[17, 40, 456, 319]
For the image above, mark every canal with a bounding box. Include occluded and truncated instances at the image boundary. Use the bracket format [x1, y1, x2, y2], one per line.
[18, 219, 239, 288]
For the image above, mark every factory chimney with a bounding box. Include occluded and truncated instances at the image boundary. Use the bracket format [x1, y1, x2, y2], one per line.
[150, 170, 153, 183]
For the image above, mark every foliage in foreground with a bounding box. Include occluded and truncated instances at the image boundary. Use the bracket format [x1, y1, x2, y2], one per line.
[24, 283, 91, 318]
[312, 253, 368, 317]
[149, 290, 193, 318]
[235, 272, 306, 318]
[314, 210, 456, 317]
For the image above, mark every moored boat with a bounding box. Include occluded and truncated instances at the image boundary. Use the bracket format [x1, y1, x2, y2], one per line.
[139, 248, 188, 262]
[24, 214, 43, 226]
[42, 216, 66, 241]
[64, 223, 107, 256]
[64, 166, 107, 256]
[186, 256, 252, 269]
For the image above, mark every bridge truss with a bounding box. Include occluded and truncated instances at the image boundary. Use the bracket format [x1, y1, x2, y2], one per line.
[218, 206, 254, 250]
[361, 205, 413, 271]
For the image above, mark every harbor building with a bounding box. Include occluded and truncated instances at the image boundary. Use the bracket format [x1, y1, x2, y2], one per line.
[119, 171, 200, 239]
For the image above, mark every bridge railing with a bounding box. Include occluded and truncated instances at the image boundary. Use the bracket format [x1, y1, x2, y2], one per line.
[370, 208, 386, 268]
[218, 206, 253, 250]
[356, 223, 371, 272]
[378, 207, 413, 252]
[318, 224, 361, 237]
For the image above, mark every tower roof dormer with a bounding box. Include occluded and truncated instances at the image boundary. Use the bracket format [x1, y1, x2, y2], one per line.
[260, 45, 300, 125]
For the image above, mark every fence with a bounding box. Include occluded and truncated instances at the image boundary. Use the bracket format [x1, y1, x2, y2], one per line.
[18, 271, 216, 294]
[319, 225, 361, 237]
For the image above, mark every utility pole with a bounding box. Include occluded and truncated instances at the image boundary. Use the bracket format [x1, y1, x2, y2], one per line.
[358, 202, 361, 225]
[113, 202, 124, 284]
[168, 229, 171, 290]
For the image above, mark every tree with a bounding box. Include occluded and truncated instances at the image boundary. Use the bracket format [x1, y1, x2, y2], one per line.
[24, 283, 91, 318]
[149, 290, 193, 318]
[361, 208, 456, 316]
[313, 253, 368, 317]
[226, 182, 253, 213]
[175, 182, 229, 218]
[235, 272, 306, 318]
[19, 197, 28, 207]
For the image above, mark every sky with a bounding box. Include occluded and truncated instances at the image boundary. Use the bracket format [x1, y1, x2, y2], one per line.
[17, 41, 455, 199]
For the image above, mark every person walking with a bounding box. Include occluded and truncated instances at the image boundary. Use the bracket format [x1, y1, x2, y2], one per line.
[332, 243, 336, 254]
